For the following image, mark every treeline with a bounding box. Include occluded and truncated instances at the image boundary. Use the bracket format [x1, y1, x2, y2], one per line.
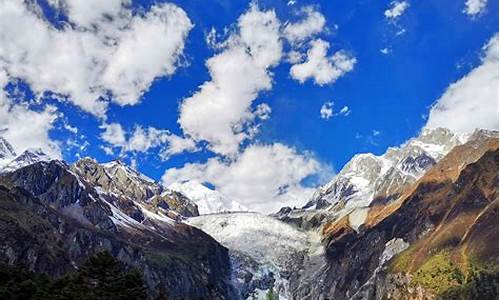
[0, 251, 147, 300]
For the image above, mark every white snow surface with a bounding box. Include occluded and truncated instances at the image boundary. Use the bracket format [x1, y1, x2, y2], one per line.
[169, 180, 248, 214]
[0, 137, 16, 169]
[348, 207, 369, 232]
[1, 148, 51, 173]
[188, 212, 321, 299]
[188, 212, 311, 265]
[311, 128, 464, 211]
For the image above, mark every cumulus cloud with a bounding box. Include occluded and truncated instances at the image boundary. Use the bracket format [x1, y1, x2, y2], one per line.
[178, 4, 282, 155]
[425, 34, 498, 133]
[100, 122, 197, 159]
[290, 39, 356, 85]
[384, 1, 410, 19]
[0, 0, 192, 116]
[100, 123, 127, 146]
[463, 0, 488, 16]
[0, 71, 60, 157]
[162, 143, 325, 213]
[283, 6, 326, 44]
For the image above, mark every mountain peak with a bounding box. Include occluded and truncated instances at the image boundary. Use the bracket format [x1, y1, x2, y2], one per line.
[168, 180, 248, 215]
[0, 137, 16, 159]
[1, 148, 51, 173]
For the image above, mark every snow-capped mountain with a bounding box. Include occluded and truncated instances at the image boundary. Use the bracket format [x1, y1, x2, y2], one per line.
[0, 137, 16, 169]
[169, 180, 248, 214]
[2, 148, 51, 173]
[0, 155, 233, 298]
[73, 157, 199, 218]
[304, 127, 466, 211]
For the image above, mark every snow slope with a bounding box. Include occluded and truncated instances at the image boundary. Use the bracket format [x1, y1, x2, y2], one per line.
[169, 180, 248, 214]
[1, 148, 51, 173]
[188, 212, 321, 299]
[0, 137, 16, 169]
[307, 128, 465, 211]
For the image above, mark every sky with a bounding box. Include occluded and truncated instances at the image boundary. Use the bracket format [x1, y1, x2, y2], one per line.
[0, 0, 498, 212]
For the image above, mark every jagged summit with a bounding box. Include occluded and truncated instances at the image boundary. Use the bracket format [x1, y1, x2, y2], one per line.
[0, 137, 16, 159]
[0, 137, 16, 169]
[304, 127, 465, 211]
[1, 147, 51, 173]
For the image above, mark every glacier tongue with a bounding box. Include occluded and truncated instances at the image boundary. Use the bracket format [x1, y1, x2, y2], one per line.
[187, 212, 321, 299]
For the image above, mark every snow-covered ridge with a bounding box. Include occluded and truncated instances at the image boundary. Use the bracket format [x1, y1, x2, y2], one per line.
[1, 147, 52, 173]
[0, 137, 16, 170]
[102, 159, 157, 184]
[306, 127, 465, 210]
[169, 180, 248, 215]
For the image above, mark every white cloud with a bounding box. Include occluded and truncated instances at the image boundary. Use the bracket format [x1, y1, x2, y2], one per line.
[178, 4, 282, 155]
[0, 0, 192, 116]
[125, 126, 169, 153]
[464, 0, 488, 16]
[339, 105, 351, 116]
[290, 39, 356, 85]
[160, 134, 198, 160]
[100, 123, 127, 146]
[380, 48, 390, 55]
[283, 6, 326, 44]
[320, 102, 334, 119]
[384, 1, 410, 19]
[0, 71, 60, 158]
[253, 103, 272, 120]
[425, 34, 498, 133]
[0, 103, 60, 158]
[100, 122, 197, 159]
[320, 101, 351, 120]
[54, 0, 128, 28]
[162, 143, 326, 213]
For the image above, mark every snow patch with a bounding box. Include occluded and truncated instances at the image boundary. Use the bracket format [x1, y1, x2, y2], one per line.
[348, 207, 369, 232]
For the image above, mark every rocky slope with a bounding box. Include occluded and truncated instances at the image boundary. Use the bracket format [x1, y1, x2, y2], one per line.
[290, 131, 498, 299]
[73, 157, 199, 218]
[0, 147, 236, 299]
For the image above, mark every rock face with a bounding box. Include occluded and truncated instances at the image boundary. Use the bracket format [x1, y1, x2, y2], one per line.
[290, 132, 498, 299]
[73, 158, 199, 218]
[309, 128, 464, 210]
[0, 157, 236, 299]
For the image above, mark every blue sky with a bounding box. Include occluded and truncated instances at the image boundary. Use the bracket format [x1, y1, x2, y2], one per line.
[0, 0, 498, 211]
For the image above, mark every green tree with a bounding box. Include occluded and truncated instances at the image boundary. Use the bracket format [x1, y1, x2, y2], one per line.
[0, 251, 147, 300]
